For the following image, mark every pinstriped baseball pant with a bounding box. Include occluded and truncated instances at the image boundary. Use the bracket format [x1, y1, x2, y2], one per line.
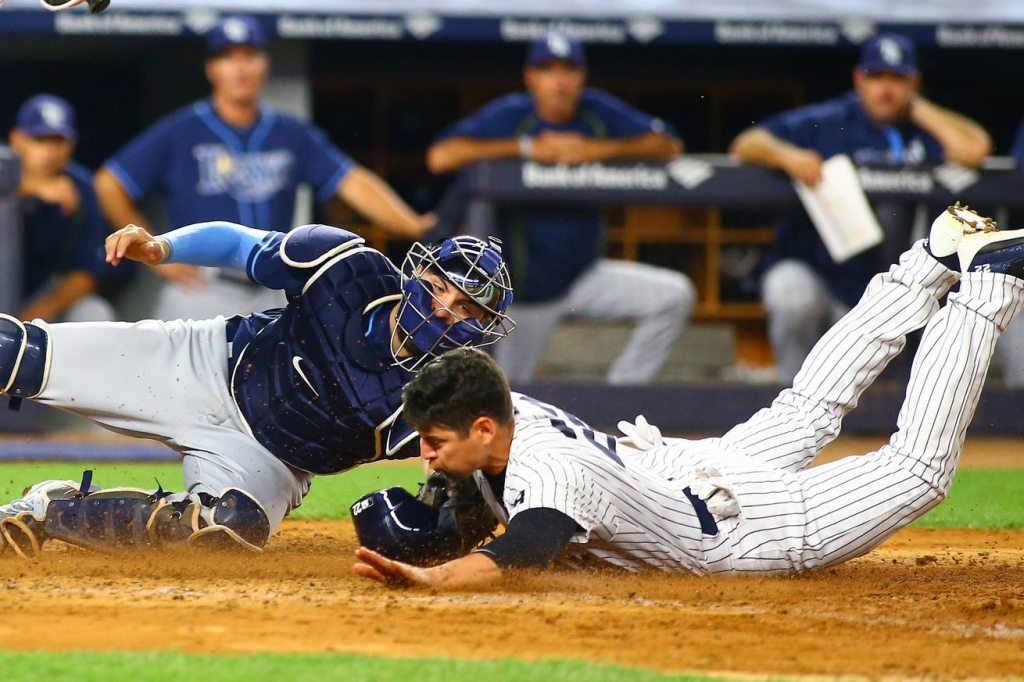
[702, 240, 1024, 573]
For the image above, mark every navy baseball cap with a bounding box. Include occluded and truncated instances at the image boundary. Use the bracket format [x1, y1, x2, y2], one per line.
[858, 33, 918, 77]
[16, 94, 77, 141]
[525, 32, 587, 68]
[206, 15, 266, 55]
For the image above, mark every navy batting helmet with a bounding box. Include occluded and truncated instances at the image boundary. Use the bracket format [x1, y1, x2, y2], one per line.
[391, 236, 514, 371]
[350, 487, 464, 565]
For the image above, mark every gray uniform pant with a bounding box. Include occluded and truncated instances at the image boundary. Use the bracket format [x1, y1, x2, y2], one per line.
[32, 316, 311, 534]
[761, 259, 850, 384]
[152, 267, 287, 322]
[494, 258, 696, 385]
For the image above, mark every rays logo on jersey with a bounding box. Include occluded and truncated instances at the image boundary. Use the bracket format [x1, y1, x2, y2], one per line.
[193, 144, 295, 201]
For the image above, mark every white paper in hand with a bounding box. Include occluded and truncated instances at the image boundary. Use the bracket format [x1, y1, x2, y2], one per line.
[792, 154, 884, 264]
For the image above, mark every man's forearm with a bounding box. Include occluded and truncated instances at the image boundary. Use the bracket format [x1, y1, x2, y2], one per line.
[94, 168, 149, 232]
[426, 138, 522, 174]
[587, 132, 682, 161]
[911, 97, 992, 168]
[354, 546, 504, 590]
[161, 221, 270, 270]
[729, 127, 795, 169]
[19, 271, 97, 321]
[337, 167, 429, 239]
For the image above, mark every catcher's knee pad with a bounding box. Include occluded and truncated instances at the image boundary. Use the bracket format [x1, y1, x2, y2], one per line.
[0, 314, 51, 400]
[187, 488, 271, 553]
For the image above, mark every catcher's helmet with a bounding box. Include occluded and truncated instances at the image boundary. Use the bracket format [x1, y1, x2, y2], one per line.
[350, 487, 463, 565]
[392, 236, 514, 371]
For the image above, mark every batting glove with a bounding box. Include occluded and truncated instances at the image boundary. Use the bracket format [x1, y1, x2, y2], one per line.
[691, 466, 741, 518]
[616, 415, 664, 451]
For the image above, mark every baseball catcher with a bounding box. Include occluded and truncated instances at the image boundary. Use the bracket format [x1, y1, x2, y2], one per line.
[0, 220, 513, 557]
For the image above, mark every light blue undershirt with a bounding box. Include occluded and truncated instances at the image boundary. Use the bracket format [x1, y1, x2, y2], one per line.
[159, 221, 268, 271]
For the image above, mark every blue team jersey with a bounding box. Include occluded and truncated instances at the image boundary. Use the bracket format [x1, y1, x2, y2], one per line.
[227, 224, 416, 474]
[103, 99, 355, 232]
[20, 162, 134, 299]
[436, 88, 674, 302]
[759, 91, 945, 306]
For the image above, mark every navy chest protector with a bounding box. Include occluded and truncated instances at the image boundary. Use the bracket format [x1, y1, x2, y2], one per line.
[231, 248, 418, 474]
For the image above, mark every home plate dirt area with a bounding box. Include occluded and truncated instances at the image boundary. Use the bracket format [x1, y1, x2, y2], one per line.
[1, 439, 1022, 680]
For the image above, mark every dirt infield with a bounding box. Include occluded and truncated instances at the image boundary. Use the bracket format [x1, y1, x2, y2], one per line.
[1, 438, 1022, 680]
[0, 521, 1021, 680]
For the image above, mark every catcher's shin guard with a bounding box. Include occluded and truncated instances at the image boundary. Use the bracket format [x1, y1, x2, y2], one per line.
[0, 314, 51, 403]
[187, 488, 271, 553]
[45, 488, 160, 552]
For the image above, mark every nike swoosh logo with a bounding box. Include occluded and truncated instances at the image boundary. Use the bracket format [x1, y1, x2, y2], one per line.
[292, 356, 319, 398]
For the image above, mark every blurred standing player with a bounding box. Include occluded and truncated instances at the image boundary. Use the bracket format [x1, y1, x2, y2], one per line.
[0, 220, 513, 557]
[987, 124, 1024, 388]
[94, 15, 432, 322]
[354, 206, 1024, 587]
[426, 32, 695, 386]
[730, 33, 991, 382]
[10, 94, 133, 323]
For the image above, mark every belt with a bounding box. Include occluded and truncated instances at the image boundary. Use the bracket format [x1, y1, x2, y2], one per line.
[225, 315, 243, 375]
[682, 486, 719, 536]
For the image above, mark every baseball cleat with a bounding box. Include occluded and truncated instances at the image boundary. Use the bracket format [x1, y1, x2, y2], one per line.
[926, 203, 997, 269]
[957, 226, 1024, 278]
[0, 479, 82, 558]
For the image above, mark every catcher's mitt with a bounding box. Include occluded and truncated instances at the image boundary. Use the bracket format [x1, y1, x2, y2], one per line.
[417, 472, 500, 555]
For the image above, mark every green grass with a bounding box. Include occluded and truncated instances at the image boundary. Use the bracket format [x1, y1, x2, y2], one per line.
[910, 469, 1024, 529]
[1, 461, 1022, 527]
[0, 651, 718, 682]
[0, 460, 424, 521]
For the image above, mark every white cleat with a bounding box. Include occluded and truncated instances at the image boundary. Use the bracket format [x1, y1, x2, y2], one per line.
[0, 479, 82, 558]
[928, 202, 997, 259]
[957, 225, 1024, 276]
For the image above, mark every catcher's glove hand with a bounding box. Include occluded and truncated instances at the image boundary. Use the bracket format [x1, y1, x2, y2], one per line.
[417, 472, 499, 554]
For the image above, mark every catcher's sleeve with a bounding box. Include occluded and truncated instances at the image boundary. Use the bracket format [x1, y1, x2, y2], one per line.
[473, 507, 580, 570]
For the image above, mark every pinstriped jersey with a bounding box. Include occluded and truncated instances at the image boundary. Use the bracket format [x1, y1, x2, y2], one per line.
[503, 392, 720, 574]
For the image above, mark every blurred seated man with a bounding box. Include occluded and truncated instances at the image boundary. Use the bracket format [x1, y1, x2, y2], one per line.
[10, 94, 133, 323]
[426, 32, 696, 386]
[730, 33, 991, 382]
[987, 123, 1024, 388]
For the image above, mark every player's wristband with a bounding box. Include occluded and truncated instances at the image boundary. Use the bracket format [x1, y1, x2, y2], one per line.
[518, 135, 533, 159]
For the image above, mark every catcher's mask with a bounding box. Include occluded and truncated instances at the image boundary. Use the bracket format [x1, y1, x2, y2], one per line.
[392, 236, 514, 371]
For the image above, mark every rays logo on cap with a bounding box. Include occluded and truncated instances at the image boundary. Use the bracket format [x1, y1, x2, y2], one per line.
[879, 38, 903, 66]
[547, 32, 572, 58]
[223, 17, 250, 43]
[40, 102, 67, 128]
